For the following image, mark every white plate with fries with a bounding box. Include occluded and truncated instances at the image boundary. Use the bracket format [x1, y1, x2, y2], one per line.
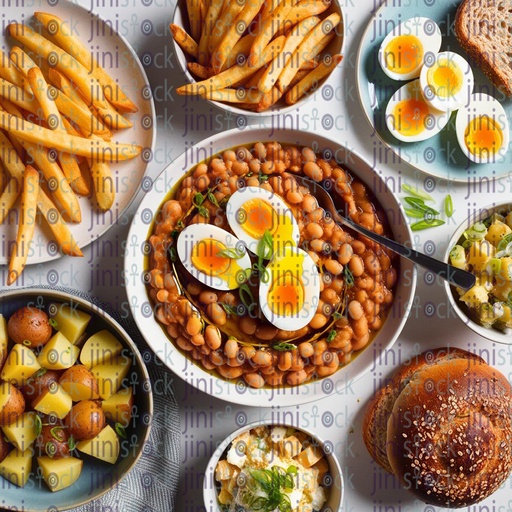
[0, 0, 155, 283]
[171, 0, 345, 116]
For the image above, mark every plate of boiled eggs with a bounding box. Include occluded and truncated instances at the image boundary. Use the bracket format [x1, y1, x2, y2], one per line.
[356, 2, 511, 182]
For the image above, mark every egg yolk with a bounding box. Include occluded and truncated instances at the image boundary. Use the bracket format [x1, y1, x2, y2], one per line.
[268, 274, 304, 317]
[384, 35, 423, 75]
[191, 239, 231, 276]
[464, 115, 503, 158]
[239, 197, 296, 249]
[392, 98, 431, 136]
[427, 58, 463, 98]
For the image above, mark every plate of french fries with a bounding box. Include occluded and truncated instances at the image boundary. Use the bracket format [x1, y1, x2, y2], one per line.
[0, 1, 155, 284]
[170, 0, 345, 115]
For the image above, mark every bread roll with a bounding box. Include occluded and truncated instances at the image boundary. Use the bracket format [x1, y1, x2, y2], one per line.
[363, 347, 512, 508]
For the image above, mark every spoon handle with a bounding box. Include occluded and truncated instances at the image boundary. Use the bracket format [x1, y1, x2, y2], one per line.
[337, 214, 476, 290]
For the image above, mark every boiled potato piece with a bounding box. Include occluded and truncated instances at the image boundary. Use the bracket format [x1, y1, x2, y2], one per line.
[0, 344, 41, 386]
[32, 383, 72, 419]
[0, 447, 32, 487]
[65, 400, 105, 441]
[0, 315, 8, 372]
[59, 365, 100, 401]
[80, 330, 123, 369]
[38, 455, 83, 492]
[460, 285, 489, 308]
[2, 411, 39, 452]
[101, 387, 133, 426]
[37, 332, 79, 370]
[467, 240, 495, 272]
[295, 445, 323, 468]
[485, 221, 511, 247]
[0, 382, 25, 426]
[51, 304, 91, 344]
[91, 355, 131, 399]
[77, 424, 119, 464]
[498, 257, 512, 282]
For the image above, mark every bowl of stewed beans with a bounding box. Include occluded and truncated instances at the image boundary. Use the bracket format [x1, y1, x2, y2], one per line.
[126, 128, 416, 406]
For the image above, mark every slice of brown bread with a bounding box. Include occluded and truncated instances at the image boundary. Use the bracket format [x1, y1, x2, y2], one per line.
[454, 0, 512, 96]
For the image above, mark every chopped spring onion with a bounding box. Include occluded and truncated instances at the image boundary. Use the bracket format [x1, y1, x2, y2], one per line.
[410, 219, 445, 231]
[401, 184, 435, 202]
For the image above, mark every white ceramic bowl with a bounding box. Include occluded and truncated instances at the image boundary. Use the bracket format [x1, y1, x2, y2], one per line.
[444, 202, 512, 344]
[125, 127, 416, 406]
[171, 0, 345, 117]
[0, 288, 152, 512]
[203, 420, 343, 512]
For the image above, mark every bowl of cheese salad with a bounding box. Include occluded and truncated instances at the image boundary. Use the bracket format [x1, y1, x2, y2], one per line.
[203, 421, 343, 512]
[444, 202, 512, 343]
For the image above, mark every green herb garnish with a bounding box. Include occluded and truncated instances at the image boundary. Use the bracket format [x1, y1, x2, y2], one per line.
[219, 303, 241, 316]
[326, 329, 337, 342]
[410, 219, 446, 231]
[50, 426, 65, 441]
[115, 423, 127, 439]
[217, 247, 246, 259]
[401, 184, 434, 202]
[193, 192, 205, 206]
[48, 318, 58, 328]
[445, 194, 453, 217]
[403, 197, 439, 216]
[247, 466, 296, 512]
[68, 435, 76, 451]
[207, 189, 219, 207]
[34, 415, 42, 436]
[404, 208, 425, 219]
[197, 205, 209, 218]
[343, 266, 354, 287]
[239, 283, 256, 312]
[271, 342, 297, 351]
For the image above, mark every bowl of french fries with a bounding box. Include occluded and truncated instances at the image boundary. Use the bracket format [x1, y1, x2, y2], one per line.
[0, 6, 155, 285]
[170, 0, 345, 115]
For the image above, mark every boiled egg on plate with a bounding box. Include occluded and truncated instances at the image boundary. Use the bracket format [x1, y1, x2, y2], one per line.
[455, 93, 510, 164]
[385, 79, 451, 142]
[226, 186, 300, 257]
[378, 17, 442, 80]
[177, 224, 251, 290]
[419, 51, 474, 112]
[259, 246, 320, 330]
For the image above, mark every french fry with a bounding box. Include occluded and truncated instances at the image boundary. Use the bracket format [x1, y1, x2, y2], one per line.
[0, 160, 6, 192]
[19, 139, 81, 223]
[260, 0, 284, 20]
[187, 62, 215, 80]
[8, 165, 39, 285]
[27, 66, 89, 196]
[220, 33, 255, 71]
[258, 15, 320, 93]
[170, 24, 199, 59]
[185, 0, 202, 42]
[37, 188, 83, 256]
[197, 0, 225, 65]
[276, 12, 340, 92]
[34, 12, 138, 114]
[247, 0, 301, 68]
[9, 46, 38, 77]
[0, 130, 24, 181]
[8, 23, 108, 111]
[177, 36, 285, 96]
[0, 77, 40, 115]
[209, 0, 245, 63]
[0, 50, 26, 90]
[212, 0, 266, 74]
[87, 136, 115, 211]
[285, 53, 342, 104]
[256, 87, 283, 111]
[307, 32, 335, 61]
[201, 88, 265, 104]
[275, 0, 331, 36]
[0, 111, 141, 161]
[0, 178, 21, 225]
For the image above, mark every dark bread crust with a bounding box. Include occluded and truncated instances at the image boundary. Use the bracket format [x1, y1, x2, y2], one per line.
[362, 348, 484, 474]
[363, 347, 512, 508]
[454, 0, 512, 96]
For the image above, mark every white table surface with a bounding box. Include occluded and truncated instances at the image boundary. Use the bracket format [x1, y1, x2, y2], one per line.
[1, 0, 511, 511]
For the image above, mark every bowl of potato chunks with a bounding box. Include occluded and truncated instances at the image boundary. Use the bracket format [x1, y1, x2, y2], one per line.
[0, 288, 152, 511]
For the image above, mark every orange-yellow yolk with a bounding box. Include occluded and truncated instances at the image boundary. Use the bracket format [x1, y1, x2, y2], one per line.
[240, 199, 277, 239]
[191, 239, 231, 276]
[384, 35, 423, 75]
[465, 115, 503, 158]
[268, 274, 304, 317]
[427, 58, 463, 98]
[392, 98, 430, 136]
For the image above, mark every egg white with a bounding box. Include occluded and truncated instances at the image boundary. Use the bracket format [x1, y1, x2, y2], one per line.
[378, 17, 442, 81]
[259, 246, 320, 330]
[455, 93, 510, 164]
[176, 224, 251, 291]
[226, 186, 300, 257]
[419, 51, 474, 112]
[385, 80, 451, 142]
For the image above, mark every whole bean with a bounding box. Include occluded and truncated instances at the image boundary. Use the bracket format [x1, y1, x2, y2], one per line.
[239, 316, 257, 335]
[385, 268, 397, 289]
[348, 254, 364, 277]
[193, 163, 208, 178]
[205, 325, 222, 350]
[348, 300, 364, 320]
[248, 158, 261, 174]
[218, 365, 244, 379]
[244, 373, 265, 389]
[310, 313, 328, 330]
[241, 346, 256, 360]
[268, 176, 284, 195]
[223, 150, 236, 163]
[176, 336, 194, 352]
[199, 290, 218, 305]
[301, 147, 316, 162]
[199, 344, 210, 355]
[324, 259, 343, 275]
[363, 253, 381, 276]
[232, 160, 249, 176]
[209, 350, 226, 366]
[156, 289, 169, 303]
[286, 190, 303, 204]
[253, 142, 266, 160]
[351, 240, 366, 255]
[206, 303, 227, 325]
[286, 370, 308, 386]
[196, 175, 210, 191]
[317, 159, 332, 178]
[351, 333, 370, 351]
[298, 342, 314, 358]
[252, 350, 272, 367]
[166, 323, 179, 339]
[227, 356, 244, 367]
[259, 365, 276, 376]
[278, 351, 292, 372]
[191, 348, 202, 360]
[187, 281, 202, 296]
[351, 315, 369, 339]
[369, 316, 383, 330]
[338, 243, 353, 265]
[289, 352, 304, 371]
[303, 161, 322, 181]
[186, 315, 203, 336]
[255, 325, 278, 341]
[306, 222, 324, 239]
[317, 364, 338, 378]
[308, 207, 324, 223]
[190, 334, 205, 346]
[302, 195, 318, 213]
[155, 306, 170, 326]
[224, 338, 239, 359]
[177, 299, 194, 318]
[265, 371, 284, 386]
[201, 356, 216, 370]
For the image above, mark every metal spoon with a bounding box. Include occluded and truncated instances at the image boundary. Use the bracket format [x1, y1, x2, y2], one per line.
[294, 175, 476, 290]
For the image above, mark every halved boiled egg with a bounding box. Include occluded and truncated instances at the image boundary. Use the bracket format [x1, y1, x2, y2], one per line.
[419, 51, 474, 112]
[259, 246, 320, 330]
[378, 17, 442, 80]
[455, 93, 510, 164]
[385, 79, 451, 142]
[226, 186, 300, 257]
[176, 224, 251, 290]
